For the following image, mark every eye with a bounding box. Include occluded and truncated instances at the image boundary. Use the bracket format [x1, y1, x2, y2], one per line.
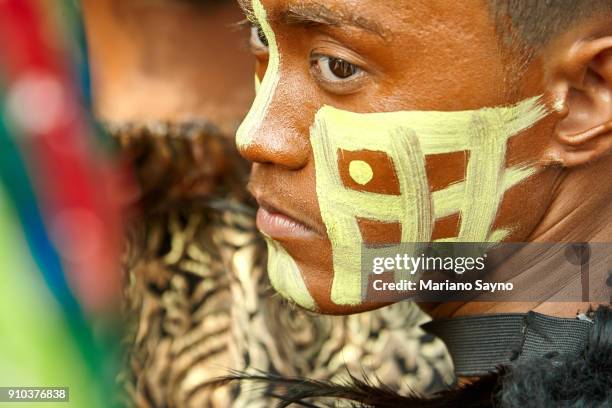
[311, 55, 363, 82]
[250, 24, 269, 51]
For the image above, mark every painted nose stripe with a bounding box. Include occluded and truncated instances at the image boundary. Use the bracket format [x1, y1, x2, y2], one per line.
[236, 0, 281, 150]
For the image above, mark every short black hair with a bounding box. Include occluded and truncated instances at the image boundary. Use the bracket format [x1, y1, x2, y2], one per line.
[490, 0, 612, 49]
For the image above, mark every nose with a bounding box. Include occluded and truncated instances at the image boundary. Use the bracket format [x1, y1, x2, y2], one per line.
[237, 119, 310, 170]
[236, 71, 310, 170]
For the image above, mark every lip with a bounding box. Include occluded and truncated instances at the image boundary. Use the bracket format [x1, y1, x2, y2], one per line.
[256, 202, 320, 239]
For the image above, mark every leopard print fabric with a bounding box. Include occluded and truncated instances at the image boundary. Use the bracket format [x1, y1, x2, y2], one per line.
[112, 123, 454, 407]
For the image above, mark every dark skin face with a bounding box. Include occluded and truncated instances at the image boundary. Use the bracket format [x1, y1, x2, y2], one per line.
[240, 0, 612, 314]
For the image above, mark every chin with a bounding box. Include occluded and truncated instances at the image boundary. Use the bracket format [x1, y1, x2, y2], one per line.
[276, 265, 393, 315]
[265, 236, 393, 315]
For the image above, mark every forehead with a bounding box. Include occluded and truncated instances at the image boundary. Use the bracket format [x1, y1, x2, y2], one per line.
[257, 0, 497, 36]
[255, 0, 514, 111]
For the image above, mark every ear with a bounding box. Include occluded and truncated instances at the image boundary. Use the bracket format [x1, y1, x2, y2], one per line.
[546, 37, 612, 167]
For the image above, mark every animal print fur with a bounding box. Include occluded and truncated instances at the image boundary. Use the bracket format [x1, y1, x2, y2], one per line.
[111, 123, 454, 407]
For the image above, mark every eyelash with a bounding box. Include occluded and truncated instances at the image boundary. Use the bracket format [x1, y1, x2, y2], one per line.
[250, 25, 269, 53]
[249, 23, 367, 94]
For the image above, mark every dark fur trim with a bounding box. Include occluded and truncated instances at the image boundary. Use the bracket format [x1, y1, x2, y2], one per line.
[208, 306, 612, 407]
[494, 306, 612, 408]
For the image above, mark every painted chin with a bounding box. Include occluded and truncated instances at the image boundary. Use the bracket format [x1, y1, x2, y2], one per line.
[282, 245, 392, 315]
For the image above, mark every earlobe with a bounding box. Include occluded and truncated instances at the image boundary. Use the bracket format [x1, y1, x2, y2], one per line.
[546, 38, 612, 167]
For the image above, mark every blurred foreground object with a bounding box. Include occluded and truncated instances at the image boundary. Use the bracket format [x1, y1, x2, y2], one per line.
[0, 1, 124, 406]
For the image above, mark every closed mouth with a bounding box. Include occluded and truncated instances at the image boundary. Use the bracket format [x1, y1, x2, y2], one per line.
[255, 200, 321, 239]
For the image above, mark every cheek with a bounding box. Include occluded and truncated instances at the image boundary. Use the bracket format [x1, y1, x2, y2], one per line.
[303, 97, 549, 307]
[425, 151, 468, 240]
[492, 118, 560, 240]
[506, 117, 556, 167]
[493, 168, 560, 242]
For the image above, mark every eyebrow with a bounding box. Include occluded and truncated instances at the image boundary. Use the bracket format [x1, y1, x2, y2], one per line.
[237, 0, 388, 40]
[237, 0, 256, 23]
[283, 3, 387, 39]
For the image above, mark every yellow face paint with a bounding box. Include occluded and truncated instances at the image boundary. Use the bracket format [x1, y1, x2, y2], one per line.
[236, 0, 280, 149]
[311, 97, 547, 305]
[349, 160, 374, 185]
[237, 1, 549, 309]
[239, 1, 317, 310]
[254, 75, 261, 94]
[264, 236, 316, 311]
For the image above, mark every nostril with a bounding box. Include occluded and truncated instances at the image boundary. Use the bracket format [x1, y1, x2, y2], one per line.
[237, 140, 272, 165]
[238, 136, 310, 170]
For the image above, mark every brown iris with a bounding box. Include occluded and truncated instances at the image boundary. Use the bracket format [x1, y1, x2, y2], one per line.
[328, 57, 357, 79]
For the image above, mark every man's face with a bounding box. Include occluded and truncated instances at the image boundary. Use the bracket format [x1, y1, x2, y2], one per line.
[238, 0, 562, 314]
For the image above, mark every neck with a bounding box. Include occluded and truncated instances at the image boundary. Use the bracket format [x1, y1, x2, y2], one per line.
[529, 158, 612, 243]
[426, 159, 612, 320]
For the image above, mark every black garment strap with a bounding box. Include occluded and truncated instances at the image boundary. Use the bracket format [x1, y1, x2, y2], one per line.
[422, 312, 594, 377]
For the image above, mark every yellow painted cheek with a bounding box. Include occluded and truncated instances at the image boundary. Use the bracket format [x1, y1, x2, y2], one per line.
[310, 96, 548, 306]
[349, 160, 374, 185]
[239, 0, 549, 309]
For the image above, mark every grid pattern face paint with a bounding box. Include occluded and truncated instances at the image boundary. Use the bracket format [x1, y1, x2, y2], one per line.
[310, 97, 548, 305]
